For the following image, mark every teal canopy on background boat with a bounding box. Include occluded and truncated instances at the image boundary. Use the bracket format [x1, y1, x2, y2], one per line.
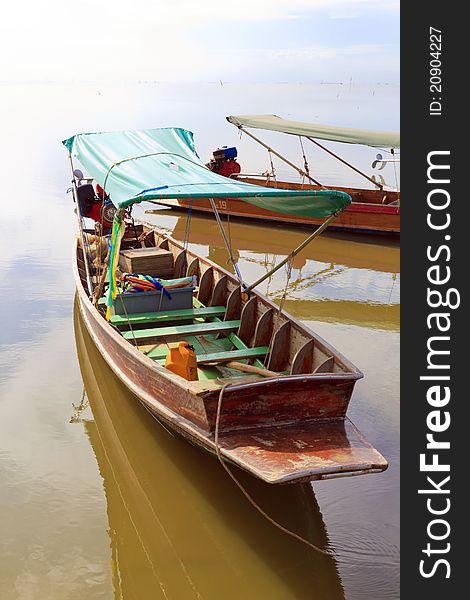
[63, 127, 351, 217]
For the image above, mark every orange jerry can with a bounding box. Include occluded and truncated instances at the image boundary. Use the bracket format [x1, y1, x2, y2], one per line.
[164, 341, 198, 381]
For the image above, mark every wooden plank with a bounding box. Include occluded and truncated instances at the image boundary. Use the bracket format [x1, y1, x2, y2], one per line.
[314, 356, 335, 374]
[119, 247, 174, 279]
[267, 321, 291, 371]
[253, 308, 274, 347]
[122, 319, 241, 343]
[237, 296, 257, 346]
[186, 256, 199, 279]
[110, 306, 226, 327]
[197, 267, 214, 306]
[196, 346, 270, 365]
[290, 339, 315, 375]
[173, 250, 187, 278]
[210, 275, 227, 308]
[224, 286, 241, 321]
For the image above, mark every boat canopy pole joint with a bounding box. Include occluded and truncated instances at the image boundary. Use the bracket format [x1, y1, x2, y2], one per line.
[244, 212, 339, 295]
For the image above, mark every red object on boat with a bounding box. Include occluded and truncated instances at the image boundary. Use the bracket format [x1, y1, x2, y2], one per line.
[207, 146, 241, 179]
[214, 159, 241, 179]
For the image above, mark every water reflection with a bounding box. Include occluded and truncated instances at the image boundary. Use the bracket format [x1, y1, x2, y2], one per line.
[144, 212, 400, 331]
[75, 301, 345, 600]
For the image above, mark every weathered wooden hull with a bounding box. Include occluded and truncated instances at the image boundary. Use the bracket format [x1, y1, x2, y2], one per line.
[153, 181, 400, 234]
[74, 229, 388, 483]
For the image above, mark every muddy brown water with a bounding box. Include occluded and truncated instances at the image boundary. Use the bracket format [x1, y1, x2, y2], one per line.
[0, 82, 399, 599]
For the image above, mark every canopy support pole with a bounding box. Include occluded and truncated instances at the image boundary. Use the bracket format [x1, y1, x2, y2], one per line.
[209, 199, 247, 289]
[244, 213, 338, 295]
[237, 126, 323, 186]
[306, 136, 383, 190]
[68, 154, 94, 298]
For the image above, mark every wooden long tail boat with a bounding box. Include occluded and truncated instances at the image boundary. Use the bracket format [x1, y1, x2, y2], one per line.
[153, 114, 400, 234]
[65, 126, 388, 485]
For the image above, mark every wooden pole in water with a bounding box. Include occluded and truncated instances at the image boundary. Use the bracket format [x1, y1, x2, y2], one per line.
[243, 213, 338, 295]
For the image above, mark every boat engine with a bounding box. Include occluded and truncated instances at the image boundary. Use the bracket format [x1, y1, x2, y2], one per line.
[76, 182, 117, 230]
[206, 146, 241, 179]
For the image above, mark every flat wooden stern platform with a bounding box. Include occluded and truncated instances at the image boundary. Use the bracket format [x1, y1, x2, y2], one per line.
[217, 417, 388, 484]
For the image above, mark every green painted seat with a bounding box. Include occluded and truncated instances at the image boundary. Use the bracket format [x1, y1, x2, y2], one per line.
[122, 320, 241, 343]
[196, 346, 270, 365]
[110, 306, 226, 327]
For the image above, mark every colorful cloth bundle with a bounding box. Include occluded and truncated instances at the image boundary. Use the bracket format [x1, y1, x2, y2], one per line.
[120, 273, 197, 297]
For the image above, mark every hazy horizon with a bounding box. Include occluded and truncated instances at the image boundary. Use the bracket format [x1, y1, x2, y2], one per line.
[2, 1, 399, 85]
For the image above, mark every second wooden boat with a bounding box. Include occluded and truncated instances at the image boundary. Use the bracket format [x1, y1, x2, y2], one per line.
[154, 114, 400, 234]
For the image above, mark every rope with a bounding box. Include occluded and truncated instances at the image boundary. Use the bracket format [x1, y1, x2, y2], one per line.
[299, 136, 310, 188]
[94, 220, 105, 283]
[182, 198, 193, 274]
[214, 382, 333, 557]
[209, 198, 246, 289]
[116, 290, 141, 351]
[69, 388, 90, 423]
[80, 217, 94, 275]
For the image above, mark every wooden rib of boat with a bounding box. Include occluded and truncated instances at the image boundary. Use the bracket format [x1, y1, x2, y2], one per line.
[74, 222, 388, 484]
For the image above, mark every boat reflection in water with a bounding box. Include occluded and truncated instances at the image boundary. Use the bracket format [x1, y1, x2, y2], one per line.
[155, 213, 400, 332]
[74, 301, 346, 600]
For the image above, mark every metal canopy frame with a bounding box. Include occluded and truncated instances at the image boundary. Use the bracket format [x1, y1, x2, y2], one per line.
[232, 123, 386, 191]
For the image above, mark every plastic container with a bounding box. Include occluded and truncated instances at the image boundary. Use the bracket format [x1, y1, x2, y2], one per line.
[113, 286, 195, 315]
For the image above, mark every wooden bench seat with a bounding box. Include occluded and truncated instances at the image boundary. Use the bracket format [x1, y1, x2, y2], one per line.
[146, 345, 270, 365]
[196, 346, 270, 365]
[122, 320, 241, 344]
[110, 306, 226, 327]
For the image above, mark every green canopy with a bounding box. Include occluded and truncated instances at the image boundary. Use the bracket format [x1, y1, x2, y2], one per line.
[63, 127, 350, 217]
[227, 114, 400, 149]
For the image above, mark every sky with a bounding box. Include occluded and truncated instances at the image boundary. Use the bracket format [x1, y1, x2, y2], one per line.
[1, 1, 399, 84]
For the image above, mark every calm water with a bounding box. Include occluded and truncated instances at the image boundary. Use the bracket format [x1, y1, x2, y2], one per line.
[0, 83, 399, 599]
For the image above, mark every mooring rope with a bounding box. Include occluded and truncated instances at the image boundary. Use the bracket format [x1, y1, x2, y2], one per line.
[214, 382, 334, 557]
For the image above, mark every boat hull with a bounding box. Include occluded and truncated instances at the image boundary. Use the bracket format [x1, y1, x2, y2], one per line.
[154, 196, 399, 234]
[74, 230, 388, 483]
